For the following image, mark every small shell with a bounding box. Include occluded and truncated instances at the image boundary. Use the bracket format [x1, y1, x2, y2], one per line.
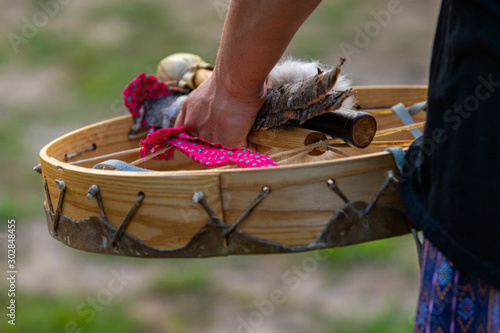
[156, 53, 213, 90]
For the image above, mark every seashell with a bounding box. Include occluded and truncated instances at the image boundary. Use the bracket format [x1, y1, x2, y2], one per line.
[156, 53, 213, 90]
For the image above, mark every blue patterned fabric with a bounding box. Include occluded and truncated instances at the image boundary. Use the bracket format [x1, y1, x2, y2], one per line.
[414, 239, 500, 332]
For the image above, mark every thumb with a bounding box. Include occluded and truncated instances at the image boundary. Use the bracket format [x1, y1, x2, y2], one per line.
[174, 107, 186, 127]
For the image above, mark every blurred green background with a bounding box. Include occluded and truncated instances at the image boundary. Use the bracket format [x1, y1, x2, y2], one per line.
[1, 0, 439, 332]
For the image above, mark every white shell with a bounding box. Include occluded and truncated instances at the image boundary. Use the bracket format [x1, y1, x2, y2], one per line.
[156, 53, 213, 89]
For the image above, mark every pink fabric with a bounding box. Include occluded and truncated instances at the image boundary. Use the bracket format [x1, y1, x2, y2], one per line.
[140, 127, 278, 168]
[123, 73, 171, 126]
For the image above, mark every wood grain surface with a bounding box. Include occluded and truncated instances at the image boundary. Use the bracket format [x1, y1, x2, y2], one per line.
[40, 86, 427, 250]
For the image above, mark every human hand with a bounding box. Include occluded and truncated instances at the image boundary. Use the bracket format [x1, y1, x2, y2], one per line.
[174, 73, 266, 150]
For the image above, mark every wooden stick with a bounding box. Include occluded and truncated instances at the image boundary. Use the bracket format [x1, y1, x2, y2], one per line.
[327, 146, 351, 157]
[277, 147, 314, 165]
[369, 140, 414, 147]
[130, 146, 171, 166]
[363, 108, 394, 115]
[248, 127, 327, 155]
[269, 144, 316, 160]
[68, 148, 141, 166]
[215, 140, 325, 169]
[374, 122, 425, 138]
[300, 110, 377, 148]
[328, 140, 414, 148]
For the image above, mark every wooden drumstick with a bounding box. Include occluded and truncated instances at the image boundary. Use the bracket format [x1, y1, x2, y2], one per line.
[248, 110, 376, 152]
[298, 110, 377, 148]
[248, 127, 328, 155]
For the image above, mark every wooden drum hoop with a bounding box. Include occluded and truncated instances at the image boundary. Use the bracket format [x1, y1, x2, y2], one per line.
[38, 85, 427, 258]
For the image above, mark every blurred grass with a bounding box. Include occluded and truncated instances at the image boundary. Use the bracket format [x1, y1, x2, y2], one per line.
[283, 234, 419, 278]
[289, 0, 367, 59]
[322, 306, 415, 333]
[0, 114, 25, 157]
[1, 291, 148, 333]
[323, 235, 418, 272]
[0, 113, 42, 220]
[149, 263, 212, 294]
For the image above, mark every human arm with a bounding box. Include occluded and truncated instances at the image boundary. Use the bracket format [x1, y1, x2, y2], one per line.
[174, 0, 322, 148]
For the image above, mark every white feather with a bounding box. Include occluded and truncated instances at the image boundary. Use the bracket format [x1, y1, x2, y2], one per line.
[266, 57, 352, 93]
[265, 58, 356, 164]
[266, 58, 326, 88]
[162, 95, 187, 128]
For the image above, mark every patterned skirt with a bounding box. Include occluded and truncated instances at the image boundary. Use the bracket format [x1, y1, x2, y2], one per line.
[414, 239, 500, 333]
